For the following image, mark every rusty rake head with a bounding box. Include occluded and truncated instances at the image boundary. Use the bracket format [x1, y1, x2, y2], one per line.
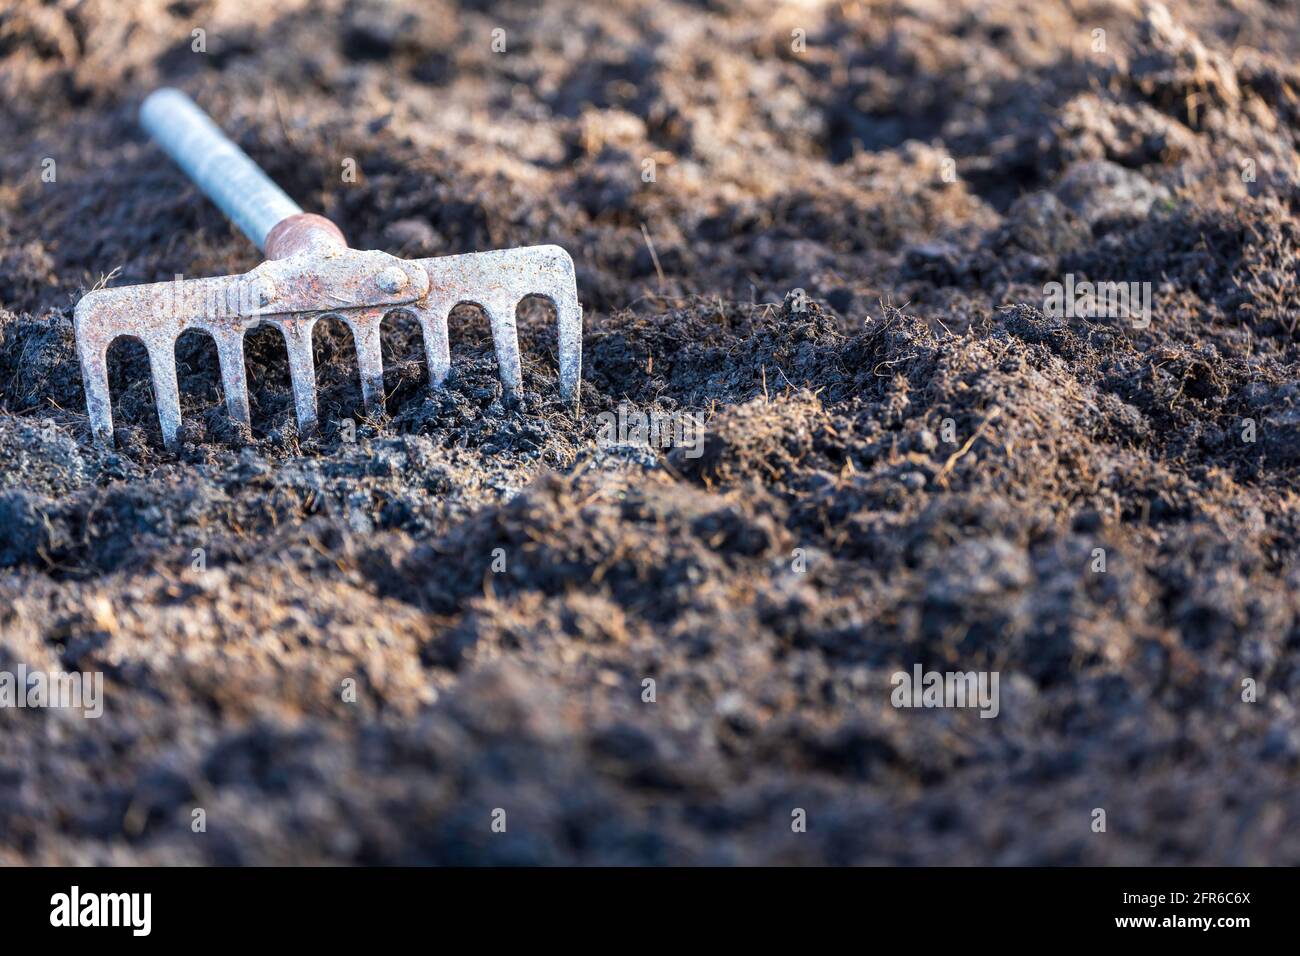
[75, 89, 581, 448]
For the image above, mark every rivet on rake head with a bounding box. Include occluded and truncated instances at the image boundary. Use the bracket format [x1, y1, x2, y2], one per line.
[256, 276, 278, 306]
[376, 267, 408, 294]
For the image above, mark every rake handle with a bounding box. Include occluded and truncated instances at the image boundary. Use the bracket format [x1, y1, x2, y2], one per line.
[140, 88, 346, 259]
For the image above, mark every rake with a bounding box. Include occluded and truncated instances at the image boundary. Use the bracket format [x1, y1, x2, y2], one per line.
[75, 88, 582, 448]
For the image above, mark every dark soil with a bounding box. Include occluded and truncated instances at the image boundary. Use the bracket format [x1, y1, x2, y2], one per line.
[1, 0, 1298, 864]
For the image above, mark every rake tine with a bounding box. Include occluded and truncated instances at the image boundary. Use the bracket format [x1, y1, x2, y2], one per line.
[147, 340, 182, 449]
[483, 295, 524, 399]
[553, 283, 582, 404]
[80, 344, 114, 447]
[346, 308, 387, 411]
[416, 304, 452, 389]
[214, 331, 252, 428]
[280, 320, 319, 436]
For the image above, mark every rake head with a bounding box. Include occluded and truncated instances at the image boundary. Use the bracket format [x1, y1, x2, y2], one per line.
[75, 89, 582, 449]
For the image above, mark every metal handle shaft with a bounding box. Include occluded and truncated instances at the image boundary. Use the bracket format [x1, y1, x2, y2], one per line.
[140, 88, 302, 252]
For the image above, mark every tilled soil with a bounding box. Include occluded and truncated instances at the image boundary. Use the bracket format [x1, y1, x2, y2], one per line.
[1, 0, 1298, 864]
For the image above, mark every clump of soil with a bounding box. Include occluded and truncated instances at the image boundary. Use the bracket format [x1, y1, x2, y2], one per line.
[0, 0, 1298, 865]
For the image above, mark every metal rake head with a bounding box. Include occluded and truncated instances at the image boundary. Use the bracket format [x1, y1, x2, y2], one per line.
[75, 89, 582, 448]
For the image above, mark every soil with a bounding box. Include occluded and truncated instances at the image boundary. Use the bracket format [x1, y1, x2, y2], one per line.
[1, 0, 1298, 864]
